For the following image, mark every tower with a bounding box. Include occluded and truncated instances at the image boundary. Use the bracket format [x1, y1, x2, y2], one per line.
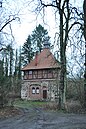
[43, 40, 50, 49]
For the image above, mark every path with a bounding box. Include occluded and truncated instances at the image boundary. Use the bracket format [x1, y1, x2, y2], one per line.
[0, 107, 86, 129]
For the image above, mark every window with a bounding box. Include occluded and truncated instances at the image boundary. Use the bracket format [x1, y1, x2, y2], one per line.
[43, 70, 48, 78]
[48, 69, 52, 73]
[48, 69, 53, 78]
[36, 87, 39, 94]
[29, 71, 32, 75]
[33, 71, 38, 78]
[38, 70, 42, 78]
[32, 87, 35, 94]
[25, 71, 28, 75]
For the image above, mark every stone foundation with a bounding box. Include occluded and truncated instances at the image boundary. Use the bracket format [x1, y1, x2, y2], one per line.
[21, 79, 59, 101]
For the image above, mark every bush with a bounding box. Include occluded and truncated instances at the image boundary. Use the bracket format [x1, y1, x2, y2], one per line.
[65, 100, 83, 113]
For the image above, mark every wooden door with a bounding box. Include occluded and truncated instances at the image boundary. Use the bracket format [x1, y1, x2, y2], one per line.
[43, 90, 47, 99]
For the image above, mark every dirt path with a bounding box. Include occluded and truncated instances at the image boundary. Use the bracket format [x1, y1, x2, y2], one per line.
[0, 107, 86, 129]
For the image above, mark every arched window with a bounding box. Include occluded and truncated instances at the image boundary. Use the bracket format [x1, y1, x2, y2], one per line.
[32, 87, 35, 94]
[36, 87, 39, 94]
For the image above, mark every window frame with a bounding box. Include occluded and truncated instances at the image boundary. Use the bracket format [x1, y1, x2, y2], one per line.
[32, 87, 35, 94]
[36, 87, 39, 94]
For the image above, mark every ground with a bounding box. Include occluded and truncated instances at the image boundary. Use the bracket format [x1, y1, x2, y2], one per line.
[0, 107, 21, 118]
[0, 101, 86, 129]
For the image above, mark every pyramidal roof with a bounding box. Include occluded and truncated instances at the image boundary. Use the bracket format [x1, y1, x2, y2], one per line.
[22, 48, 60, 71]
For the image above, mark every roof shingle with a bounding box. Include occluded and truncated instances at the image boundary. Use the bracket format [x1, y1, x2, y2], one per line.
[22, 48, 60, 70]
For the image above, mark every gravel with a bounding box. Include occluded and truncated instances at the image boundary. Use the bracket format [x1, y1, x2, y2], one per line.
[0, 107, 86, 129]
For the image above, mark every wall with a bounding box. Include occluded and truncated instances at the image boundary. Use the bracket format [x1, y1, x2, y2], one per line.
[21, 79, 60, 101]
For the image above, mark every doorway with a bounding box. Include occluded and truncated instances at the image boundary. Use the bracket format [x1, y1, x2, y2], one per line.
[43, 90, 47, 99]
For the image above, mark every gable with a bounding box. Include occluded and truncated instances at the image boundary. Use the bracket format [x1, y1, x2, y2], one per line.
[22, 48, 60, 71]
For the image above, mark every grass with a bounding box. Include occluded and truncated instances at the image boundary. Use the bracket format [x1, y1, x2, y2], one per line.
[13, 99, 86, 114]
[14, 99, 47, 109]
[14, 99, 61, 111]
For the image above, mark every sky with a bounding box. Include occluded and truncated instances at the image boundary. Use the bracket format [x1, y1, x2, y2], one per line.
[0, 0, 83, 48]
[14, 0, 83, 45]
[0, 0, 84, 77]
[11, 3, 57, 47]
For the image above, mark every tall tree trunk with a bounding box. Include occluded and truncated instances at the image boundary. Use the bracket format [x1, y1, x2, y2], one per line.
[59, 8, 65, 108]
[59, 0, 70, 108]
[5, 55, 8, 77]
[0, 59, 4, 108]
[83, 0, 86, 109]
[18, 47, 22, 80]
[14, 49, 18, 77]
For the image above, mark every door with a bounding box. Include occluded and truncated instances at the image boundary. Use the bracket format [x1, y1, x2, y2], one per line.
[43, 90, 47, 99]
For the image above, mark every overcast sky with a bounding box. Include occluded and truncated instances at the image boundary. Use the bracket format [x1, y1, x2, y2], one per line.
[16, 0, 83, 46]
[0, 0, 84, 77]
[1, 0, 83, 47]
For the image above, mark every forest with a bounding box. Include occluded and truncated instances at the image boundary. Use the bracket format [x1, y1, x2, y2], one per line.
[0, 0, 86, 110]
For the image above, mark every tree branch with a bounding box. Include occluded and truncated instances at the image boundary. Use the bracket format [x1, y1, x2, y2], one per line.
[0, 16, 20, 32]
[0, 48, 3, 51]
[39, 0, 57, 8]
[68, 22, 82, 33]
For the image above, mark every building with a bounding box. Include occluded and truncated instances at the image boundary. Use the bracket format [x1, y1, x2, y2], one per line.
[21, 43, 60, 101]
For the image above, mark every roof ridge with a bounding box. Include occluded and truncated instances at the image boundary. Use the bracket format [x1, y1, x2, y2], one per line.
[22, 49, 60, 71]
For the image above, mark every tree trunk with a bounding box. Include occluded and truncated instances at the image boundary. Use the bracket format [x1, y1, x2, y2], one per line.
[83, 0, 86, 109]
[59, 0, 69, 109]
[59, 7, 66, 108]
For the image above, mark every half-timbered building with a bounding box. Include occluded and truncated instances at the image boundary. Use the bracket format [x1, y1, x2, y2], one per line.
[21, 43, 60, 101]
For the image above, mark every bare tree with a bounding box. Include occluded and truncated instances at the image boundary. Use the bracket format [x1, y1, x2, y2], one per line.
[0, 0, 22, 107]
[83, 0, 86, 108]
[27, 0, 84, 108]
[0, 0, 20, 51]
